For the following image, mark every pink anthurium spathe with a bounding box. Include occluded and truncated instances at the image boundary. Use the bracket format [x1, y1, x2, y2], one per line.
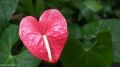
[19, 9, 68, 63]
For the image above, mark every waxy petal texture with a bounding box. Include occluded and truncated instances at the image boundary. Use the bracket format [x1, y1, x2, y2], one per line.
[19, 9, 68, 63]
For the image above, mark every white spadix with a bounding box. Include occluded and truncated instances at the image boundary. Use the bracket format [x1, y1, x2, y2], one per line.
[43, 35, 52, 62]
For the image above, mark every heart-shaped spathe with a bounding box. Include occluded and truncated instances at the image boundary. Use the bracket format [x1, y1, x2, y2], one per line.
[19, 9, 68, 63]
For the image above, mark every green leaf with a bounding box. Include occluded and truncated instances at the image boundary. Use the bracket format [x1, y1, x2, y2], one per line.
[81, 22, 100, 48]
[0, 0, 19, 33]
[61, 8, 74, 23]
[61, 32, 112, 67]
[81, 8, 100, 22]
[114, 9, 120, 18]
[72, 0, 83, 9]
[34, 0, 44, 17]
[0, 25, 19, 56]
[81, 19, 120, 62]
[99, 20, 120, 62]
[68, 23, 81, 39]
[20, 0, 35, 16]
[14, 51, 40, 67]
[83, 0, 103, 12]
[0, 25, 40, 67]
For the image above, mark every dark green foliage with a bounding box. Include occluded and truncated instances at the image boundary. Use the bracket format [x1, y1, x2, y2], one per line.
[0, 0, 120, 67]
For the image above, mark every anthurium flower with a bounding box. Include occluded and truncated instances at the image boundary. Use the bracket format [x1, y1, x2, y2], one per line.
[19, 9, 68, 63]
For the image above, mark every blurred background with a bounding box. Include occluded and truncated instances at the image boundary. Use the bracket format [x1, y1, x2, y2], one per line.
[0, 0, 120, 67]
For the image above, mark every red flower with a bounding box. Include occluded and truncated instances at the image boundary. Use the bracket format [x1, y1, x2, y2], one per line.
[19, 9, 68, 63]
